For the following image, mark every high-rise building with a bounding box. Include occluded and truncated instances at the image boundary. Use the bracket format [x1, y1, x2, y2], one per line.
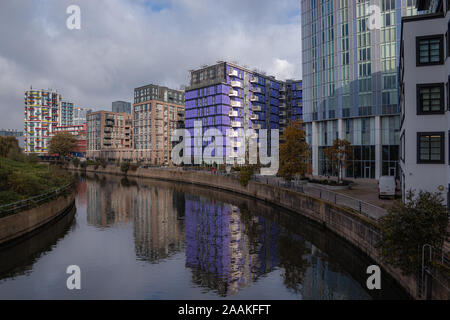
[73, 107, 92, 125]
[185, 61, 301, 164]
[301, 0, 418, 179]
[399, 0, 450, 204]
[133, 84, 185, 165]
[59, 101, 74, 126]
[24, 89, 61, 154]
[112, 101, 131, 114]
[86, 111, 133, 160]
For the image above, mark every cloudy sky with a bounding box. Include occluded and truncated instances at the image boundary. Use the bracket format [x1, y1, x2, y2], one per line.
[0, 0, 301, 130]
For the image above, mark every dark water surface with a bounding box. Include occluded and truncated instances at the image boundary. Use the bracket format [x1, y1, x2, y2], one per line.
[0, 173, 409, 299]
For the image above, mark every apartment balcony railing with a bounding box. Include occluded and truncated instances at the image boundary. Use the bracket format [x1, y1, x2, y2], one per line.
[250, 77, 258, 83]
[279, 95, 286, 100]
[250, 114, 259, 120]
[229, 90, 238, 97]
[252, 105, 262, 112]
[280, 119, 287, 125]
[251, 87, 262, 93]
[230, 81, 242, 88]
[229, 111, 239, 117]
[279, 87, 286, 92]
[279, 104, 286, 108]
[230, 100, 242, 108]
[250, 95, 260, 102]
[253, 124, 262, 130]
[230, 141, 242, 148]
[231, 121, 242, 128]
[228, 130, 239, 138]
[229, 70, 239, 77]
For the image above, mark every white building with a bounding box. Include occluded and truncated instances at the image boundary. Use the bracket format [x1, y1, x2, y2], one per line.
[399, 0, 450, 204]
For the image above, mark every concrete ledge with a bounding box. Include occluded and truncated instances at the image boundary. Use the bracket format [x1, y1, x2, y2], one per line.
[0, 193, 76, 246]
[69, 165, 436, 299]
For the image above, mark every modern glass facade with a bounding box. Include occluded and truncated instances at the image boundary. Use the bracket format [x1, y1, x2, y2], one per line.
[301, 0, 418, 179]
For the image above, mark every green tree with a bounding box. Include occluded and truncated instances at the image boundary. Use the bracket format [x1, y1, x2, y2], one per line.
[378, 191, 449, 275]
[278, 120, 311, 181]
[0, 136, 19, 157]
[323, 139, 352, 183]
[49, 132, 77, 161]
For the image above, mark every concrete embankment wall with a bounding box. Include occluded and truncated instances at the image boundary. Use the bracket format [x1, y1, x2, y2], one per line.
[0, 193, 75, 246]
[69, 165, 447, 299]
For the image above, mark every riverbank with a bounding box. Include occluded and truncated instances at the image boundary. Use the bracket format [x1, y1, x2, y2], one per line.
[67, 164, 448, 300]
[0, 190, 76, 246]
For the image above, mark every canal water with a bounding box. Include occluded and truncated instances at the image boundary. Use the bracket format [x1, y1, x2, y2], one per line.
[0, 173, 409, 299]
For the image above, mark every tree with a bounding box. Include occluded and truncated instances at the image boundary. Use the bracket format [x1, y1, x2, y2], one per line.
[278, 120, 311, 181]
[323, 139, 352, 183]
[49, 132, 77, 161]
[378, 191, 449, 275]
[0, 136, 19, 157]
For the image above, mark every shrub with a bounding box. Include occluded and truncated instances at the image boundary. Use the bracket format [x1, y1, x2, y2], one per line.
[378, 190, 449, 275]
[239, 165, 256, 187]
[72, 158, 80, 168]
[120, 162, 130, 174]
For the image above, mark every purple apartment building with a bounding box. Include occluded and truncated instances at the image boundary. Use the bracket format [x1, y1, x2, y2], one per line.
[184, 61, 302, 164]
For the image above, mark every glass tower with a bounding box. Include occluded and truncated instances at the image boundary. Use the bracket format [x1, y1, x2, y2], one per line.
[301, 0, 418, 179]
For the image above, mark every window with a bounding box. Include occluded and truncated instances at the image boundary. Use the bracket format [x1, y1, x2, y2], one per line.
[417, 132, 445, 164]
[416, 35, 444, 66]
[417, 83, 445, 114]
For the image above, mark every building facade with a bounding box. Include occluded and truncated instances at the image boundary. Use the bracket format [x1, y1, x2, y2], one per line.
[53, 124, 87, 157]
[86, 111, 133, 160]
[185, 61, 301, 164]
[59, 101, 74, 126]
[73, 107, 92, 126]
[301, 0, 419, 179]
[112, 101, 131, 114]
[399, 0, 450, 204]
[24, 89, 61, 154]
[133, 84, 185, 165]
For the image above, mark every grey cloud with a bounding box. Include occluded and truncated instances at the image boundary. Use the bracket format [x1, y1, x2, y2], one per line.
[0, 0, 301, 130]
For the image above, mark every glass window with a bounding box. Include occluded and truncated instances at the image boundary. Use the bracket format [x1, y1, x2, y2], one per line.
[416, 35, 443, 65]
[417, 84, 445, 114]
[417, 132, 445, 163]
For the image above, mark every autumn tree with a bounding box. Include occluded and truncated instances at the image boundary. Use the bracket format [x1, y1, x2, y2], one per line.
[323, 139, 352, 184]
[278, 120, 311, 181]
[0, 136, 19, 157]
[378, 191, 448, 275]
[49, 132, 77, 161]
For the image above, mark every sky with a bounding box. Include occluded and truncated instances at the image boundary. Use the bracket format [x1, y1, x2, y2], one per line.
[0, 0, 302, 130]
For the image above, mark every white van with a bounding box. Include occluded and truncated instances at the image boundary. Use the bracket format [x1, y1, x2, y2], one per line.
[378, 176, 396, 199]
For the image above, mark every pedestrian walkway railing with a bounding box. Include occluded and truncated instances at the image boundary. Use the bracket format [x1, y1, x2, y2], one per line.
[0, 183, 74, 218]
[175, 167, 387, 221]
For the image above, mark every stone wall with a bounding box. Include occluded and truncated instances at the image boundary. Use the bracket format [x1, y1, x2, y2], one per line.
[0, 193, 75, 246]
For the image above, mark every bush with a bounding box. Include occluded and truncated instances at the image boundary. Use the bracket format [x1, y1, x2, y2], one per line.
[378, 190, 449, 275]
[72, 158, 80, 168]
[239, 165, 256, 187]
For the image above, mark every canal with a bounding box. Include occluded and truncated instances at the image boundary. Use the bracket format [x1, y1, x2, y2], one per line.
[0, 173, 409, 299]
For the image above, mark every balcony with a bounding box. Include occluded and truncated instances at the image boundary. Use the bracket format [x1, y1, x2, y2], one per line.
[230, 141, 242, 148]
[279, 95, 286, 100]
[249, 132, 258, 139]
[230, 81, 242, 88]
[229, 90, 238, 97]
[251, 87, 262, 93]
[230, 100, 242, 108]
[229, 69, 239, 77]
[250, 95, 259, 102]
[250, 114, 259, 120]
[231, 121, 242, 128]
[252, 105, 261, 112]
[228, 130, 239, 138]
[229, 111, 238, 117]
[279, 103, 286, 108]
[280, 119, 287, 125]
[250, 76, 258, 83]
[279, 87, 286, 92]
[253, 124, 262, 130]
[280, 111, 286, 116]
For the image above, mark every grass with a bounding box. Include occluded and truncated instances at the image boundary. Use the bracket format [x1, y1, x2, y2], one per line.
[0, 158, 73, 206]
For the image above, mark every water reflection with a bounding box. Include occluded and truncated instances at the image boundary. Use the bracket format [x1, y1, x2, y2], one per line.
[0, 173, 409, 299]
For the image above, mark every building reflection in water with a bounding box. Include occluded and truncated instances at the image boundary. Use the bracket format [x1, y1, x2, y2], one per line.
[86, 176, 185, 263]
[185, 195, 280, 297]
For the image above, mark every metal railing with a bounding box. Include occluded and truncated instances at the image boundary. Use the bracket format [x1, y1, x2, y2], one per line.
[173, 167, 387, 221]
[250, 175, 387, 221]
[0, 183, 74, 218]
